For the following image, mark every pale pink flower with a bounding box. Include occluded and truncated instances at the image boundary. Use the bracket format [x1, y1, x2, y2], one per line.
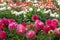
[35, 20, 44, 30]
[54, 28, 60, 35]
[16, 24, 26, 34]
[26, 30, 35, 39]
[8, 22, 17, 30]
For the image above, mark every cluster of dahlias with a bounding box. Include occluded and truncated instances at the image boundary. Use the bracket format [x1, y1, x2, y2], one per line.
[0, 14, 60, 40]
[32, 14, 60, 35]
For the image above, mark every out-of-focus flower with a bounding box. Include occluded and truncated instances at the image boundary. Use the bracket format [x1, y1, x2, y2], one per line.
[22, 22, 26, 27]
[48, 30, 54, 35]
[54, 28, 60, 35]
[0, 20, 4, 26]
[2, 18, 9, 25]
[49, 23, 56, 30]
[9, 18, 15, 23]
[43, 25, 51, 33]
[40, 5, 44, 9]
[0, 7, 6, 11]
[32, 14, 38, 21]
[26, 30, 35, 39]
[51, 19, 58, 25]
[33, 4, 38, 7]
[0, 25, 3, 31]
[53, 12, 59, 18]
[46, 19, 51, 25]
[29, 8, 33, 11]
[43, 9, 51, 14]
[55, 14, 59, 18]
[8, 22, 17, 30]
[57, 0, 60, 6]
[24, 2, 29, 5]
[34, 0, 38, 3]
[6, 5, 11, 10]
[37, 9, 40, 12]
[44, 1, 58, 11]
[35, 20, 44, 30]
[50, 13, 55, 17]
[0, 31, 6, 39]
[0, 2, 7, 6]
[16, 24, 26, 34]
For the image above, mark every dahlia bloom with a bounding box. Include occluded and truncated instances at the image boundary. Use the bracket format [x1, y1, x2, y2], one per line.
[54, 28, 60, 35]
[9, 18, 15, 23]
[0, 25, 3, 31]
[43, 26, 51, 33]
[21, 22, 26, 27]
[8, 22, 17, 30]
[46, 19, 58, 30]
[49, 23, 56, 30]
[26, 30, 35, 39]
[32, 14, 38, 21]
[0, 20, 4, 26]
[46, 19, 51, 25]
[51, 19, 58, 25]
[16, 24, 26, 34]
[0, 31, 6, 39]
[35, 20, 44, 30]
[1, 18, 9, 25]
[44, 1, 58, 11]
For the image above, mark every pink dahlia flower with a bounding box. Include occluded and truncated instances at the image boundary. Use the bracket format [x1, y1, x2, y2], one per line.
[0, 20, 3, 26]
[51, 19, 58, 26]
[16, 24, 26, 34]
[21, 22, 26, 27]
[54, 28, 60, 35]
[32, 14, 38, 21]
[0, 31, 6, 39]
[49, 23, 56, 30]
[43, 26, 51, 33]
[9, 18, 15, 23]
[0, 25, 3, 31]
[35, 20, 44, 30]
[26, 30, 35, 39]
[1, 18, 9, 25]
[46, 19, 51, 25]
[8, 22, 17, 30]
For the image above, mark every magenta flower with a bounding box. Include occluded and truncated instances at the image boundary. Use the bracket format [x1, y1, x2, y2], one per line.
[49, 23, 56, 30]
[51, 19, 58, 26]
[21, 22, 26, 27]
[9, 18, 15, 23]
[16, 24, 26, 34]
[26, 30, 35, 39]
[35, 20, 44, 30]
[0, 25, 3, 31]
[8, 22, 17, 30]
[32, 14, 38, 21]
[0, 20, 3, 26]
[0, 31, 6, 39]
[46, 19, 51, 25]
[43, 26, 51, 34]
[1, 18, 9, 25]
